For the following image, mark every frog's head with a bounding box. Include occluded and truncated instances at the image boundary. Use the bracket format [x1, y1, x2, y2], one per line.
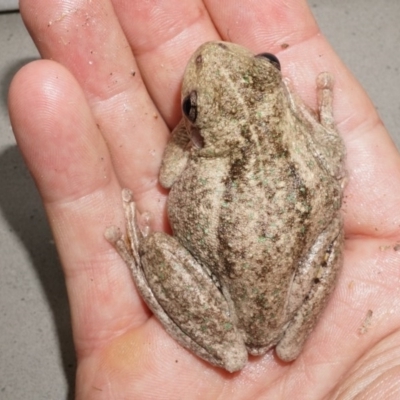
[180, 41, 283, 157]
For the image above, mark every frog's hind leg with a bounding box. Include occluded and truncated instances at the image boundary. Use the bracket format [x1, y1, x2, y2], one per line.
[104, 190, 167, 326]
[105, 189, 248, 372]
[276, 218, 343, 361]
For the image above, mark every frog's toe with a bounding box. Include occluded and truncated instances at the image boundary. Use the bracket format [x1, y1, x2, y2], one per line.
[104, 226, 122, 243]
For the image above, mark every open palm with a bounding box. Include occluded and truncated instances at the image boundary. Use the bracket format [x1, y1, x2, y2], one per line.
[9, 0, 400, 398]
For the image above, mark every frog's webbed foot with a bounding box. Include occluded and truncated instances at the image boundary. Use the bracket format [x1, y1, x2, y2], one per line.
[276, 217, 343, 361]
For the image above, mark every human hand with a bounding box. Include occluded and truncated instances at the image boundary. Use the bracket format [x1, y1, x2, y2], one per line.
[8, 0, 400, 398]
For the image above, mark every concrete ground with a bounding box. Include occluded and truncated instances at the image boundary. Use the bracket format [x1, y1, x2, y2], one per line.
[0, 2, 399, 399]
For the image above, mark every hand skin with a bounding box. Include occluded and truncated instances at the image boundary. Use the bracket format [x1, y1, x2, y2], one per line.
[8, 0, 400, 399]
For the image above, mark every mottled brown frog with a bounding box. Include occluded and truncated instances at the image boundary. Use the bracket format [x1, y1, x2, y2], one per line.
[105, 41, 346, 372]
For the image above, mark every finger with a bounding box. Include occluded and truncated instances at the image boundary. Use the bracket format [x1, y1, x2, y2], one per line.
[111, 0, 221, 125]
[20, 0, 170, 214]
[8, 61, 151, 355]
[204, 0, 369, 118]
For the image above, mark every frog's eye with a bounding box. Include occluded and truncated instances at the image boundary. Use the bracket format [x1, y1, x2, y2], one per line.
[182, 91, 198, 123]
[255, 53, 281, 71]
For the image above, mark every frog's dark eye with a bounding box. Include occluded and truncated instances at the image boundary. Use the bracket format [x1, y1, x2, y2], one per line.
[255, 53, 281, 71]
[182, 91, 198, 123]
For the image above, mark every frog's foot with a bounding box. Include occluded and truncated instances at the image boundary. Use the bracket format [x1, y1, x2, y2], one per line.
[104, 189, 142, 270]
[284, 72, 346, 181]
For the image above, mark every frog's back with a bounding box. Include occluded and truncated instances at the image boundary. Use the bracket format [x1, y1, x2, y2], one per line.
[167, 40, 344, 350]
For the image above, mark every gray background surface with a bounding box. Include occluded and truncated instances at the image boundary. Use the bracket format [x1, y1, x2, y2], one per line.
[0, 1, 18, 12]
[1, 2, 399, 399]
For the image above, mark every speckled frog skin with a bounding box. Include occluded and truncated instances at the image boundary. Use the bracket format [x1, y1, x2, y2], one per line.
[106, 41, 346, 372]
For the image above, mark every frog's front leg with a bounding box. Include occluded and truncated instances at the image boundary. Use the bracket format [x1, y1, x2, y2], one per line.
[276, 218, 344, 361]
[105, 190, 248, 372]
[159, 119, 191, 189]
[285, 72, 346, 181]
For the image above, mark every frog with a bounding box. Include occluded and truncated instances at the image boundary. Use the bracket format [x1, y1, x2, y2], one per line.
[105, 41, 346, 373]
